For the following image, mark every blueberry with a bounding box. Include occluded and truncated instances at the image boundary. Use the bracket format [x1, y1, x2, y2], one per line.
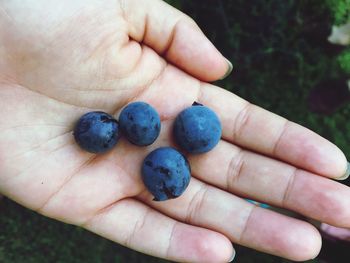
[173, 102, 222, 153]
[73, 111, 120, 153]
[142, 147, 191, 201]
[119, 102, 161, 146]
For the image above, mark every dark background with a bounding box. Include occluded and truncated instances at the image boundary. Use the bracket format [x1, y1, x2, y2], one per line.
[1, 0, 350, 262]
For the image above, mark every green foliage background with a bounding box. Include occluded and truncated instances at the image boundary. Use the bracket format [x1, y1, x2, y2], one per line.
[326, 0, 350, 24]
[326, 0, 350, 74]
[1, 0, 350, 262]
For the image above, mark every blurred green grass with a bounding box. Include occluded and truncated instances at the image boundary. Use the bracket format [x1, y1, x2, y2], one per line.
[1, 0, 350, 262]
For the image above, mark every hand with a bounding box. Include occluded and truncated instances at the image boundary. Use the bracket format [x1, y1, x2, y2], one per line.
[1, 1, 350, 262]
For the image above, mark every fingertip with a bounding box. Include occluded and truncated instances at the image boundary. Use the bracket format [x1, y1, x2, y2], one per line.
[229, 247, 236, 262]
[282, 220, 321, 261]
[323, 143, 348, 179]
[278, 220, 322, 262]
[219, 59, 233, 80]
[294, 223, 322, 261]
[274, 123, 348, 179]
[199, 232, 235, 263]
[241, 207, 322, 262]
[334, 160, 350, 181]
[168, 224, 234, 262]
[307, 133, 348, 179]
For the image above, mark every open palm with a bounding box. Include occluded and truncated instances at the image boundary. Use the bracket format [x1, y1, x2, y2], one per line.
[1, 1, 350, 262]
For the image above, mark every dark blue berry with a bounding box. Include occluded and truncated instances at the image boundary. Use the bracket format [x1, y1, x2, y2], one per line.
[119, 102, 161, 146]
[142, 147, 191, 201]
[73, 111, 120, 153]
[173, 103, 222, 153]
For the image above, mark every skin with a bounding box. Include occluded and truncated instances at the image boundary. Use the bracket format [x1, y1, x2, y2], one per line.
[0, 0, 350, 262]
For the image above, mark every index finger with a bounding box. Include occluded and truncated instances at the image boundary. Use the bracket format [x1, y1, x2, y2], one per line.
[197, 83, 348, 179]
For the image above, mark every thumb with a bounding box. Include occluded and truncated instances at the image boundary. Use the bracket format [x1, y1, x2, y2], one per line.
[120, 0, 232, 82]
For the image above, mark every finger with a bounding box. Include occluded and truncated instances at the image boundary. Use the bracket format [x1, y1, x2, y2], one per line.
[83, 198, 234, 263]
[119, 0, 231, 81]
[188, 140, 350, 228]
[197, 83, 348, 179]
[138, 178, 321, 262]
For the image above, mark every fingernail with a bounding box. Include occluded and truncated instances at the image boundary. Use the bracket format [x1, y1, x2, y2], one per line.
[220, 58, 233, 80]
[229, 248, 236, 262]
[336, 161, 350, 180]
